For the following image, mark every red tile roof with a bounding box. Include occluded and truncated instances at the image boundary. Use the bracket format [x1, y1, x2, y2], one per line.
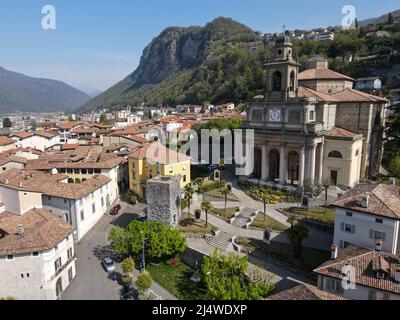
[129, 142, 190, 164]
[267, 284, 347, 300]
[314, 245, 400, 294]
[328, 127, 360, 138]
[0, 137, 15, 146]
[299, 68, 355, 81]
[332, 183, 400, 219]
[0, 208, 74, 255]
[332, 88, 388, 103]
[298, 86, 339, 102]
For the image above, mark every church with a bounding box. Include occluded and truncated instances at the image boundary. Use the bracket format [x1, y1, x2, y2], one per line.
[243, 34, 388, 191]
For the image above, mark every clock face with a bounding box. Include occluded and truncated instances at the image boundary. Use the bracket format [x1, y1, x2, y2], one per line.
[269, 108, 281, 122]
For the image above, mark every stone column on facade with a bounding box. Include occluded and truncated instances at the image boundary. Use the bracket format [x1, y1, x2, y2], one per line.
[298, 146, 305, 189]
[318, 142, 325, 185]
[308, 144, 316, 186]
[279, 143, 287, 185]
[261, 144, 269, 181]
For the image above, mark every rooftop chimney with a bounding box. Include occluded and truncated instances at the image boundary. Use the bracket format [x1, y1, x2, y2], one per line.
[17, 225, 24, 237]
[361, 192, 370, 208]
[375, 239, 383, 252]
[331, 244, 338, 260]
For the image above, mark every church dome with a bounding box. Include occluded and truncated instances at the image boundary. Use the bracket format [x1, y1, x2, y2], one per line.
[276, 34, 292, 45]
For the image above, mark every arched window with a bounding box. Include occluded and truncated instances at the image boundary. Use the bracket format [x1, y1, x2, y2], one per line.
[67, 178, 74, 184]
[75, 178, 81, 184]
[328, 151, 343, 159]
[290, 71, 295, 91]
[272, 71, 282, 91]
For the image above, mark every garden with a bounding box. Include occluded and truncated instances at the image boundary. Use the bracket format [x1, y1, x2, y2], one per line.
[238, 182, 299, 204]
[282, 206, 335, 226]
[210, 207, 240, 221]
[178, 212, 217, 234]
[249, 212, 288, 232]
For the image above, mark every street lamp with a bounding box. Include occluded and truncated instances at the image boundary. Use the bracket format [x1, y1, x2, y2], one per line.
[140, 231, 147, 273]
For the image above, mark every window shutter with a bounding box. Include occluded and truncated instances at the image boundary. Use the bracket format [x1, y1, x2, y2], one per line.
[340, 240, 345, 249]
[341, 223, 345, 231]
[351, 225, 356, 234]
[370, 229, 374, 239]
[382, 232, 386, 242]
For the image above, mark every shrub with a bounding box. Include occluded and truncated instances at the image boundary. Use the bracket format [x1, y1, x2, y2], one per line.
[121, 257, 135, 275]
[136, 272, 152, 293]
[199, 180, 226, 194]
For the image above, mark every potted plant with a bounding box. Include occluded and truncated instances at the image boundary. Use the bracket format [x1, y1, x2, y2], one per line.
[136, 272, 152, 300]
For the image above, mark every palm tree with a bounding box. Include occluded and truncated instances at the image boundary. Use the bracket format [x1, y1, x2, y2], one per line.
[201, 200, 213, 227]
[218, 158, 225, 171]
[287, 213, 297, 229]
[322, 178, 331, 214]
[184, 185, 194, 213]
[260, 193, 269, 222]
[220, 186, 230, 211]
[287, 223, 309, 260]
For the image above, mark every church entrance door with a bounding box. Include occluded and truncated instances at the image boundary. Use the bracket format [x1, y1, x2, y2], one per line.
[288, 151, 300, 185]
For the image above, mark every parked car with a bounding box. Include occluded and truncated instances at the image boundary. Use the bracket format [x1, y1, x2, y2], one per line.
[110, 204, 122, 216]
[102, 257, 116, 273]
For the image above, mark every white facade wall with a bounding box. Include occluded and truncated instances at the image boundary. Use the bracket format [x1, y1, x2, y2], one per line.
[322, 276, 400, 300]
[334, 208, 400, 254]
[0, 161, 25, 172]
[0, 236, 75, 300]
[43, 180, 114, 241]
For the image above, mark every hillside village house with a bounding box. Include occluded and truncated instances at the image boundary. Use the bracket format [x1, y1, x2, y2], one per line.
[0, 137, 16, 153]
[0, 169, 113, 241]
[10, 131, 60, 151]
[24, 145, 124, 202]
[332, 183, 400, 254]
[314, 245, 400, 300]
[128, 141, 191, 198]
[0, 156, 27, 172]
[56, 122, 84, 144]
[0, 175, 76, 300]
[0, 209, 75, 300]
[244, 36, 388, 191]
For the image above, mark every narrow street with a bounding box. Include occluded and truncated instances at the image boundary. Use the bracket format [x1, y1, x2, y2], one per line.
[62, 202, 177, 300]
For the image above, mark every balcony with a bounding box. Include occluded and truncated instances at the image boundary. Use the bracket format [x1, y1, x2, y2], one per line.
[51, 254, 76, 281]
[242, 121, 326, 135]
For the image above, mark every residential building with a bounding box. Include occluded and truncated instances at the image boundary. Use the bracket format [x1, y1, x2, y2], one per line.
[128, 141, 191, 198]
[314, 244, 400, 300]
[0, 208, 75, 300]
[332, 183, 400, 255]
[0, 169, 113, 241]
[355, 77, 382, 94]
[10, 131, 60, 151]
[0, 137, 16, 153]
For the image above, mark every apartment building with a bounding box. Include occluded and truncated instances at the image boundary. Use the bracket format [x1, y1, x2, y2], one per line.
[332, 183, 400, 255]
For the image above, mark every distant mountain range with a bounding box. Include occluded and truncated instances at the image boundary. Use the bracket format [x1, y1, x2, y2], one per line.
[0, 67, 91, 113]
[79, 10, 400, 113]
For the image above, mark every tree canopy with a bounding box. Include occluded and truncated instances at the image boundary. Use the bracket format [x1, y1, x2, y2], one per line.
[109, 221, 187, 260]
[2, 118, 12, 128]
[201, 251, 275, 300]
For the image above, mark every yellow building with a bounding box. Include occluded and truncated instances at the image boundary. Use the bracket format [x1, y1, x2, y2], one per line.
[128, 142, 191, 198]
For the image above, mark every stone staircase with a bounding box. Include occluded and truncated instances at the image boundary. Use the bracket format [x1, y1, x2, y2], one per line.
[205, 231, 235, 252]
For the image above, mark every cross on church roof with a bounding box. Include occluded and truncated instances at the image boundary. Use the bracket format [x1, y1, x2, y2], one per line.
[282, 24, 286, 34]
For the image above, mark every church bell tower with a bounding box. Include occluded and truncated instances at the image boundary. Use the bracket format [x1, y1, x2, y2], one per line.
[265, 33, 300, 102]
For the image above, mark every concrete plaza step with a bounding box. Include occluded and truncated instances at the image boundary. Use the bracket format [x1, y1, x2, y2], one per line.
[205, 231, 235, 252]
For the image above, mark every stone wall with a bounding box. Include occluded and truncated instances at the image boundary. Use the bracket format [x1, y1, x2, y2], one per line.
[146, 175, 181, 226]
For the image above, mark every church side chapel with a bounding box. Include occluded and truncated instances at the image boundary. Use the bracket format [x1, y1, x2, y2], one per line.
[243, 33, 388, 191]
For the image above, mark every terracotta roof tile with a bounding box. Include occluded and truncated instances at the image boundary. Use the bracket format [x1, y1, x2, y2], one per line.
[268, 284, 347, 300]
[314, 245, 400, 294]
[299, 68, 355, 81]
[298, 86, 339, 102]
[332, 183, 400, 219]
[129, 142, 190, 164]
[0, 208, 74, 255]
[332, 88, 388, 103]
[0, 137, 15, 146]
[328, 127, 360, 138]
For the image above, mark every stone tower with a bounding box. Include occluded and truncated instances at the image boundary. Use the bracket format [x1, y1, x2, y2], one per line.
[265, 34, 301, 102]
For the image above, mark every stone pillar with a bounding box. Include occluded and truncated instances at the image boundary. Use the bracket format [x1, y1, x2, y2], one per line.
[318, 142, 325, 185]
[298, 146, 305, 189]
[261, 145, 269, 181]
[308, 144, 316, 186]
[279, 143, 287, 184]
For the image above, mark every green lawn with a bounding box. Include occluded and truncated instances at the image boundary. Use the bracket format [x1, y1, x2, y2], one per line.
[286, 206, 335, 225]
[146, 262, 207, 300]
[250, 213, 288, 232]
[178, 213, 217, 234]
[211, 207, 239, 220]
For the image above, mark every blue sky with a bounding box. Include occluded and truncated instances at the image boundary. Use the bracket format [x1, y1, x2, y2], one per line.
[0, 0, 399, 92]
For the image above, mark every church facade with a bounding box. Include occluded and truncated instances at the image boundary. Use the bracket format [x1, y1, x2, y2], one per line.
[243, 35, 388, 191]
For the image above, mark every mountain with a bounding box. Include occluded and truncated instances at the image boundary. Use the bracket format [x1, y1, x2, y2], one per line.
[0, 67, 91, 113]
[81, 14, 400, 112]
[78, 87, 103, 97]
[80, 17, 268, 112]
[359, 9, 400, 26]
